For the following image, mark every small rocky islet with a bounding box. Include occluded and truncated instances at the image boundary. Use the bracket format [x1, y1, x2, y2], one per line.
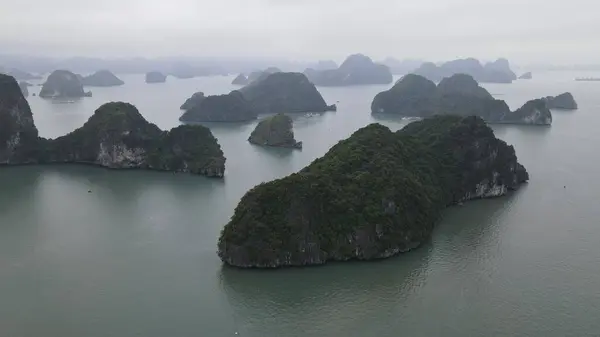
[0, 73, 225, 177]
[218, 115, 529, 268]
[248, 114, 302, 149]
[371, 73, 553, 125]
[145, 71, 167, 83]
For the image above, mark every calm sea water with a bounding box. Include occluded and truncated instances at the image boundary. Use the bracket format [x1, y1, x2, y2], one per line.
[1, 72, 600, 337]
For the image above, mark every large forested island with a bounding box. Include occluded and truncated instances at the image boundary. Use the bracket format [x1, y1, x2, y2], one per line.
[180, 72, 335, 122]
[371, 74, 552, 125]
[179, 91, 258, 122]
[232, 67, 282, 86]
[412, 58, 517, 83]
[304, 54, 393, 86]
[239, 72, 336, 114]
[40, 70, 92, 98]
[0, 74, 225, 177]
[218, 115, 529, 268]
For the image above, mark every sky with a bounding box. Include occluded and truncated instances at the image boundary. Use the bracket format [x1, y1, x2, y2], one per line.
[0, 0, 597, 65]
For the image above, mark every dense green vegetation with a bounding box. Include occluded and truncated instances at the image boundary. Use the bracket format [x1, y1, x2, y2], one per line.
[0, 75, 225, 177]
[248, 113, 301, 149]
[179, 91, 258, 122]
[239, 72, 336, 114]
[218, 115, 528, 268]
[372, 73, 552, 125]
[39, 70, 88, 98]
[46, 102, 226, 176]
[0, 74, 41, 163]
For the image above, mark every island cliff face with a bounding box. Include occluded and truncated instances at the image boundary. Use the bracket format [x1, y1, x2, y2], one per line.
[248, 114, 302, 149]
[371, 74, 552, 125]
[46, 103, 225, 176]
[81, 70, 125, 87]
[239, 72, 336, 114]
[18, 81, 29, 97]
[543, 92, 578, 110]
[0, 74, 225, 177]
[412, 58, 517, 83]
[0, 74, 41, 164]
[40, 70, 90, 98]
[503, 99, 552, 125]
[218, 115, 528, 268]
[304, 54, 393, 86]
[146, 71, 167, 83]
[179, 91, 258, 122]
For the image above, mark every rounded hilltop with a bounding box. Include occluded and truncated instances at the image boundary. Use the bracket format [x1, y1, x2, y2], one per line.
[248, 114, 302, 149]
[40, 70, 91, 98]
[81, 70, 125, 87]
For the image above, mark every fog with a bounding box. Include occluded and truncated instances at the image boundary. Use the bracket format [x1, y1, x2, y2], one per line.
[0, 0, 597, 64]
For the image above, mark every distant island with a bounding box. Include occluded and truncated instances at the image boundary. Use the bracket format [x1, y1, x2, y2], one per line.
[0, 74, 225, 177]
[81, 70, 125, 87]
[218, 115, 529, 268]
[519, 72, 532, 80]
[0, 68, 42, 81]
[232, 67, 281, 86]
[304, 54, 393, 86]
[179, 91, 257, 123]
[181, 72, 335, 122]
[146, 71, 167, 83]
[239, 72, 336, 114]
[248, 114, 302, 149]
[39, 70, 92, 99]
[575, 78, 600, 81]
[371, 74, 552, 125]
[411, 58, 517, 83]
[542, 92, 578, 110]
[381, 58, 424, 75]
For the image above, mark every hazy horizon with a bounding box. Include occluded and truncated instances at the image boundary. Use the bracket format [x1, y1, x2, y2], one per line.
[1, 0, 597, 65]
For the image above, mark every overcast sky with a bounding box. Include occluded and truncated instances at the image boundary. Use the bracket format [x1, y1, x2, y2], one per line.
[0, 0, 597, 64]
